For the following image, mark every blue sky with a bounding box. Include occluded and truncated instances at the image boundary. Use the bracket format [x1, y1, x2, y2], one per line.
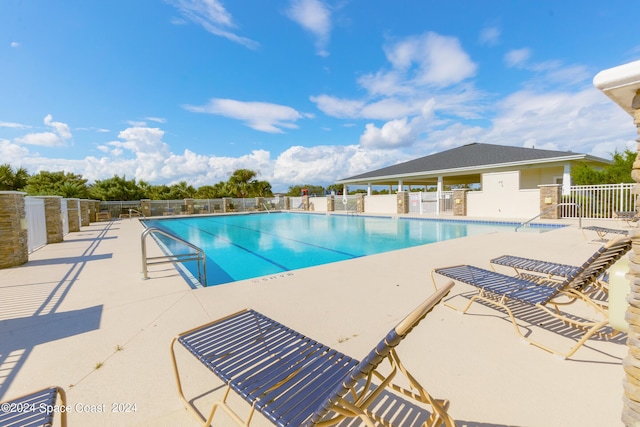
[1, 1, 639, 192]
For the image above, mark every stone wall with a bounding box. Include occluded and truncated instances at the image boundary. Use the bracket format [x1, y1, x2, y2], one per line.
[80, 200, 90, 226]
[453, 189, 469, 216]
[539, 184, 562, 219]
[397, 191, 409, 214]
[0, 191, 28, 268]
[67, 198, 81, 232]
[36, 196, 64, 244]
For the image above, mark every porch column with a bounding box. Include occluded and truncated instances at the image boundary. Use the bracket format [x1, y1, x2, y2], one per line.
[594, 61, 640, 426]
[437, 176, 444, 214]
[562, 164, 572, 196]
[367, 182, 372, 196]
[397, 179, 403, 192]
[624, 94, 640, 426]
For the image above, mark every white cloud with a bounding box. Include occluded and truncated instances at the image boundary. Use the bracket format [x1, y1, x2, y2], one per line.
[271, 144, 407, 187]
[14, 115, 72, 147]
[384, 32, 477, 87]
[0, 121, 29, 129]
[183, 98, 307, 133]
[286, 0, 332, 57]
[167, 0, 259, 49]
[505, 48, 531, 68]
[0, 139, 29, 162]
[479, 26, 500, 46]
[145, 116, 167, 123]
[44, 114, 72, 139]
[309, 31, 479, 149]
[360, 118, 417, 149]
[10, 42, 20, 48]
[309, 94, 365, 118]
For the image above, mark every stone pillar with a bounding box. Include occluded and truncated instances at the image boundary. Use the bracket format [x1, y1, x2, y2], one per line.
[623, 103, 640, 426]
[88, 200, 98, 223]
[0, 191, 28, 268]
[255, 197, 264, 211]
[80, 200, 90, 226]
[284, 197, 290, 210]
[356, 193, 365, 213]
[452, 189, 468, 216]
[35, 196, 64, 243]
[184, 198, 194, 215]
[141, 199, 151, 217]
[327, 195, 335, 212]
[539, 184, 562, 219]
[66, 198, 81, 232]
[302, 195, 309, 211]
[222, 198, 231, 213]
[396, 191, 409, 214]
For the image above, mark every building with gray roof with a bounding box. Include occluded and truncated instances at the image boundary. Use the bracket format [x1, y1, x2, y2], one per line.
[337, 142, 611, 195]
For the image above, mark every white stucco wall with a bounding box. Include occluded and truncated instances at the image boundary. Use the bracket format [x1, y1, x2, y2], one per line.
[467, 171, 539, 219]
[308, 196, 327, 212]
[363, 194, 397, 214]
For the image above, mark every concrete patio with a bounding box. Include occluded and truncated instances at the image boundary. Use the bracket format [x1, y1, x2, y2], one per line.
[0, 215, 631, 426]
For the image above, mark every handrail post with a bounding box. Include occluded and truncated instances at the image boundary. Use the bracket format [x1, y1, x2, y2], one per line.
[141, 226, 207, 286]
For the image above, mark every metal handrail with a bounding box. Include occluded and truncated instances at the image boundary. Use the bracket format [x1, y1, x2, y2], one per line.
[141, 227, 207, 286]
[123, 208, 145, 219]
[516, 202, 582, 232]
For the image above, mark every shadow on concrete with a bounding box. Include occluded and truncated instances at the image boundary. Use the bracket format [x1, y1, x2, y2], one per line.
[0, 221, 115, 400]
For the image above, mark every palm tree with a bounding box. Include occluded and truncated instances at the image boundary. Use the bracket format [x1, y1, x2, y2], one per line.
[0, 164, 29, 191]
[227, 169, 258, 198]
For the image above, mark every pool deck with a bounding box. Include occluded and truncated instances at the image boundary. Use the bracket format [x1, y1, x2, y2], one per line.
[0, 214, 633, 426]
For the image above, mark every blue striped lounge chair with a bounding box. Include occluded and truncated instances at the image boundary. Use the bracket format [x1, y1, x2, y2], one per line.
[0, 386, 67, 426]
[431, 236, 632, 359]
[170, 283, 456, 427]
[583, 225, 629, 242]
[615, 210, 640, 226]
[488, 237, 632, 294]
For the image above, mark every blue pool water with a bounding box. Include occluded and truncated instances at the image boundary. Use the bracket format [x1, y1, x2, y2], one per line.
[143, 213, 561, 287]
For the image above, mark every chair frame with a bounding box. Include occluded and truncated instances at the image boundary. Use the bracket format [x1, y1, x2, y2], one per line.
[583, 225, 628, 242]
[170, 283, 456, 427]
[615, 210, 640, 227]
[0, 386, 67, 427]
[489, 254, 611, 298]
[431, 236, 631, 359]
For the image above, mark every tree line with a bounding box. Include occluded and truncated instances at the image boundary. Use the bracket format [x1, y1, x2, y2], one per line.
[0, 167, 278, 201]
[0, 166, 343, 201]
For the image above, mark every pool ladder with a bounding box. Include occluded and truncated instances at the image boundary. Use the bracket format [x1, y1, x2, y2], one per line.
[141, 227, 207, 287]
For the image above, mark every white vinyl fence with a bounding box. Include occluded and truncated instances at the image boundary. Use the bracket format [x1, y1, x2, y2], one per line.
[61, 198, 69, 235]
[561, 183, 635, 219]
[25, 196, 47, 253]
[409, 191, 454, 214]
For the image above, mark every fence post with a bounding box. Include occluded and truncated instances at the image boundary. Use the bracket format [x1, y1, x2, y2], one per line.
[34, 195, 64, 243]
[66, 198, 81, 232]
[452, 189, 468, 216]
[396, 191, 409, 214]
[0, 191, 28, 268]
[538, 184, 561, 219]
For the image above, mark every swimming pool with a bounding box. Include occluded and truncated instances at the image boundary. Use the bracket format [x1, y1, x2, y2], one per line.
[143, 213, 562, 287]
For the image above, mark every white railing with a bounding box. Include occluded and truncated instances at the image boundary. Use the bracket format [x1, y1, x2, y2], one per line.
[561, 183, 635, 219]
[409, 191, 454, 214]
[25, 197, 47, 253]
